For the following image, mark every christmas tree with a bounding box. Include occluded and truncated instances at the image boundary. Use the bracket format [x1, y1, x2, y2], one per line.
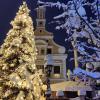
[0, 2, 46, 100]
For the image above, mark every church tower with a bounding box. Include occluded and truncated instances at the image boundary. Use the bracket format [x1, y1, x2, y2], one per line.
[36, 6, 46, 28]
[35, 6, 67, 83]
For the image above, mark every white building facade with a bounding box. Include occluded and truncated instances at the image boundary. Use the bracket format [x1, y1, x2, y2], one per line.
[34, 6, 67, 83]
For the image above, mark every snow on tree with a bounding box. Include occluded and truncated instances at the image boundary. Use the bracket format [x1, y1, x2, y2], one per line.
[38, 0, 100, 63]
[0, 2, 46, 100]
[74, 67, 100, 79]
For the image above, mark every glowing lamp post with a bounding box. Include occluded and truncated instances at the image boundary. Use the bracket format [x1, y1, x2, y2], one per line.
[44, 54, 53, 98]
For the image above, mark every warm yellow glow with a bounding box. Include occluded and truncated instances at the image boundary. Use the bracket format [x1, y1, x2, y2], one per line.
[0, 1, 45, 100]
[54, 74, 60, 78]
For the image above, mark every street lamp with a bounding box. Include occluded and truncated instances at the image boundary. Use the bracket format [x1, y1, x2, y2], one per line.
[44, 54, 53, 98]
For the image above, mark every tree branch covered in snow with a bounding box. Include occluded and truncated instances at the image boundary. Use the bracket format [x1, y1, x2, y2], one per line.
[38, 0, 100, 62]
[74, 67, 100, 79]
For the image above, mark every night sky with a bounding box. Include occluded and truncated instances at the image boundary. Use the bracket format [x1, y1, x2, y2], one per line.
[0, 0, 35, 45]
[0, 0, 93, 70]
[0, 0, 92, 47]
[0, 0, 68, 47]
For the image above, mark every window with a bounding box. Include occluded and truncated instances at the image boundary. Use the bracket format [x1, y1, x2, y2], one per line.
[41, 49, 45, 55]
[39, 21, 43, 26]
[39, 30, 42, 33]
[54, 66, 60, 74]
[38, 21, 44, 27]
[47, 48, 52, 54]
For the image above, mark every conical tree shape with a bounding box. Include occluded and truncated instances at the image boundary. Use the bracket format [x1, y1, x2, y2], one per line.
[0, 2, 46, 100]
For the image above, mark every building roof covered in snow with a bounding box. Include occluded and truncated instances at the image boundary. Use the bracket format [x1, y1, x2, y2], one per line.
[51, 81, 92, 91]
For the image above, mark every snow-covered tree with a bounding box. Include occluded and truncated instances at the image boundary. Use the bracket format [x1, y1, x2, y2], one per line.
[0, 2, 46, 100]
[74, 67, 100, 79]
[38, 0, 100, 65]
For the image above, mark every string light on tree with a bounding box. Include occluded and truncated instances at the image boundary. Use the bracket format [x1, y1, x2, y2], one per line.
[0, 1, 46, 100]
